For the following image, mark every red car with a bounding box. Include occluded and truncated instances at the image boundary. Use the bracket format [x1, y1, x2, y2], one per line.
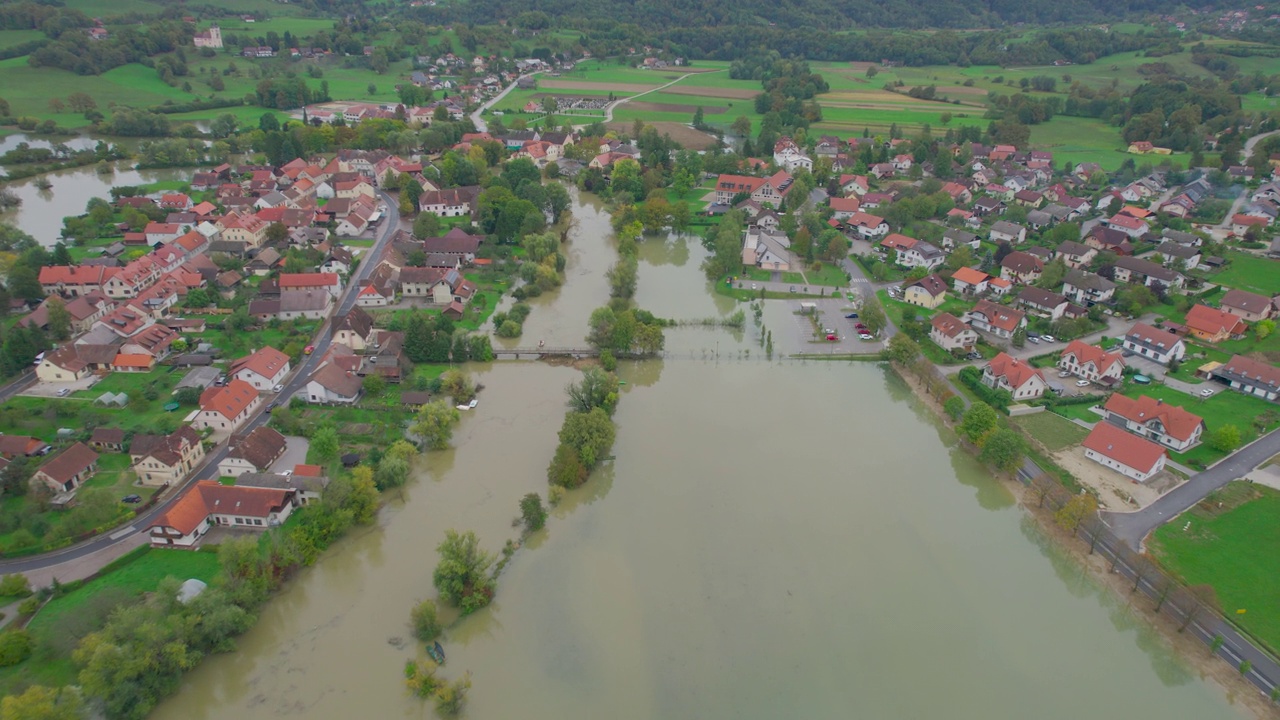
[826, 333, 838, 341]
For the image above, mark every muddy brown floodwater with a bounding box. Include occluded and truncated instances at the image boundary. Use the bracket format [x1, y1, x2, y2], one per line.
[149, 193, 1245, 720]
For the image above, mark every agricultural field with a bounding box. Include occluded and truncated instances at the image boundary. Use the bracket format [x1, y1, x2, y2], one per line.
[1151, 482, 1280, 656]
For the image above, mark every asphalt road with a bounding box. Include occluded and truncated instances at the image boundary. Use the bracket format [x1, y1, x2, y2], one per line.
[0, 191, 402, 575]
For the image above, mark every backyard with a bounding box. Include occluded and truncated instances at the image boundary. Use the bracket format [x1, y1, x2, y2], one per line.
[1012, 411, 1090, 452]
[1151, 482, 1280, 657]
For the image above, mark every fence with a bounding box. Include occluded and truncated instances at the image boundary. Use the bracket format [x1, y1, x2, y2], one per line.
[1024, 472, 1280, 697]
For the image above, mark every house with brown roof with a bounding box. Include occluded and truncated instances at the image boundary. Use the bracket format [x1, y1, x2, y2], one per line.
[1062, 269, 1116, 307]
[903, 274, 948, 309]
[964, 299, 1027, 340]
[1103, 395, 1204, 452]
[418, 186, 481, 217]
[305, 360, 364, 404]
[1183, 304, 1247, 343]
[982, 353, 1047, 400]
[419, 228, 483, 262]
[89, 427, 126, 452]
[194, 379, 262, 432]
[231, 347, 291, 390]
[1082, 422, 1167, 482]
[400, 267, 451, 302]
[32, 443, 99, 493]
[1054, 241, 1097, 269]
[1000, 251, 1043, 285]
[1211, 354, 1280, 401]
[1219, 289, 1273, 322]
[36, 345, 91, 383]
[130, 426, 205, 486]
[218, 426, 288, 477]
[236, 471, 329, 505]
[1057, 341, 1125, 385]
[1016, 287, 1069, 321]
[929, 313, 978, 352]
[1112, 256, 1183, 289]
[333, 307, 375, 351]
[1121, 322, 1185, 365]
[0, 435, 51, 458]
[149, 480, 296, 547]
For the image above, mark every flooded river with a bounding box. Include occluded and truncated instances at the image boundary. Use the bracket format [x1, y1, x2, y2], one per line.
[147, 195, 1242, 720]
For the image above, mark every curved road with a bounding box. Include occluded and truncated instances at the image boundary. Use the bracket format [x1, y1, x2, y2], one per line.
[0, 191, 402, 576]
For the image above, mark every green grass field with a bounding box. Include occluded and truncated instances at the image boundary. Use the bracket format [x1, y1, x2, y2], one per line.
[1208, 251, 1280, 296]
[1013, 411, 1090, 451]
[1152, 482, 1280, 656]
[0, 547, 221, 693]
[1117, 383, 1280, 466]
[0, 29, 43, 51]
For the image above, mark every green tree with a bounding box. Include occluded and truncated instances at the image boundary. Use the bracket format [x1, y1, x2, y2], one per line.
[432, 530, 495, 612]
[558, 407, 616, 470]
[566, 368, 620, 415]
[547, 442, 588, 488]
[1035, 257, 1067, 290]
[0, 685, 85, 719]
[374, 456, 410, 490]
[520, 492, 547, 532]
[859, 300, 887, 336]
[1208, 425, 1241, 452]
[411, 211, 441, 239]
[979, 428, 1025, 472]
[944, 395, 965, 421]
[362, 373, 386, 398]
[45, 296, 71, 341]
[1055, 492, 1099, 535]
[885, 333, 921, 365]
[412, 400, 461, 450]
[0, 629, 32, 667]
[958, 402, 999, 445]
[1256, 319, 1275, 341]
[410, 599, 441, 642]
[434, 672, 472, 715]
[311, 425, 340, 466]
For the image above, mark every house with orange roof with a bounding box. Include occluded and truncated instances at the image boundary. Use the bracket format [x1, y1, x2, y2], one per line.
[111, 353, 156, 373]
[194, 379, 262, 432]
[1057, 340, 1125, 385]
[846, 211, 888, 239]
[1103, 394, 1204, 452]
[950, 267, 990, 296]
[279, 272, 342, 298]
[1183, 304, 1248, 343]
[981, 352, 1046, 400]
[1082, 422, 1167, 482]
[39, 265, 118, 297]
[148, 480, 297, 547]
[231, 347, 291, 390]
[828, 196, 861, 220]
[160, 193, 192, 210]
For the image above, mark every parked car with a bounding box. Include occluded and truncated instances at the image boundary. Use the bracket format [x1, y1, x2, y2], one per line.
[121, 494, 142, 504]
[1200, 388, 1215, 397]
[267, 402, 279, 412]
[1058, 370, 1072, 378]
[859, 333, 874, 340]
[826, 334, 838, 341]
[1041, 335, 1056, 343]
[56, 388, 70, 397]
[1027, 336, 1040, 344]
[845, 313, 859, 319]
[273, 384, 284, 393]
[1075, 379, 1090, 387]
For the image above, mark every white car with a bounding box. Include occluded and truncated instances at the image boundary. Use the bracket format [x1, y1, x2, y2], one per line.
[1041, 335, 1056, 343]
[1058, 370, 1071, 378]
[859, 332, 874, 340]
[273, 384, 284, 394]
[1075, 379, 1090, 387]
[1200, 388, 1215, 397]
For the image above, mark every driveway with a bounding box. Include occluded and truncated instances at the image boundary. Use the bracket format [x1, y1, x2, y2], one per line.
[22, 375, 101, 397]
[269, 437, 310, 474]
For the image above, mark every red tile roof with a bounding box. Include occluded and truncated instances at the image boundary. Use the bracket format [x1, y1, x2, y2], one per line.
[930, 312, 972, 339]
[278, 272, 339, 288]
[950, 267, 989, 285]
[199, 379, 259, 421]
[1103, 394, 1203, 443]
[985, 352, 1043, 390]
[1184, 304, 1247, 337]
[1083, 422, 1166, 474]
[152, 480, 293, 535]
[231, 347, 290, 381]
[1059, 340, 1124, 373]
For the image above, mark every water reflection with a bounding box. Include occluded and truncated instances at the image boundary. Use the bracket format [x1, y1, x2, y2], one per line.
[635, 233, 691, 267]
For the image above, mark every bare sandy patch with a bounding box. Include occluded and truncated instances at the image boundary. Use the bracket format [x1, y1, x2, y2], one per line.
[626, 101, 725, 114]
[540, 80, 660, 93]
[1052, 446, 1184, 511]
[605, 121, 719, 150]
[662, 85, 760, 100]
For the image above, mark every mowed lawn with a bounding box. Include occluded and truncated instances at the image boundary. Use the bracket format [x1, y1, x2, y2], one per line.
[1117, 383, 1280, 466]
[0, 548, 221, 692]
[1013, 411, 1090, 451]
[1152, 483, 1280, 655]
[1209, 251, 1280, 296]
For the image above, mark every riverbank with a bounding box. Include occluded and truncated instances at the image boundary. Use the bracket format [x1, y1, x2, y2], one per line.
[892, 363, 1279, 719]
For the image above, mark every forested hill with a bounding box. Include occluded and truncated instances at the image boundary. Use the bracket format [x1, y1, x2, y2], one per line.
[424, 0, 1221, 30]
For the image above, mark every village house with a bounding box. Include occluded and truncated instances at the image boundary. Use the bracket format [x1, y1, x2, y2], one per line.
[990, 221, 1026, 245]
[1057, 340, 1125, 385]
[1183, 304, 1247, 343]
[965, 299, 1027, 340]
[420, 228, 483, 263]
[828, 196, 862, 221]
[231, 347, 292, 391]
[149, 481, 296, 548]
[741, 227, 792, 272]
[1121, 322, 1186, 365]
[897, 240, 944, 271]
[1112, 256, 1183, 289]
[399, 267, 452, 302]
[130, 426, 205, 486]
[1015, 287, 1069, 321]
[333, 307, 375, 351]
[36, 345, 91, 383]
[942, 229, 979, 252]
[0, 435, 50, 459]
[1054, 241, 1096, 269]
[1000, 251, 1044, 285]
[1219, 289, 1274, 322]
[845, 212, 889, 239]
[278, 272, 342, 298]
[950, 267, 990, 296]
[1154, 242, 1201, 271]
[89, 428, 126, 452]
[218, 426, 288, 477]
[982, 352, 1047, 400]
[1083, 422, 1167, 482]
[419, 186, 481, 217]
[902, 274, 948, 309]
[1103, 394, 1204, 452]
[306, 359, 364, 405]
[1211, 354, 1280, 401]
[32, 443, 98, 494]
[929, 312, 978, 352]
[1062, 269, 1116, 307]
[193, 379, 262, 432]
[236, 471, 329, 505]
[1106, 213, 1149, 238]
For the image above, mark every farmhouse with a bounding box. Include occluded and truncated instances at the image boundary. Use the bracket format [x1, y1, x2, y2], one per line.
[218, 426, 288, 477]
